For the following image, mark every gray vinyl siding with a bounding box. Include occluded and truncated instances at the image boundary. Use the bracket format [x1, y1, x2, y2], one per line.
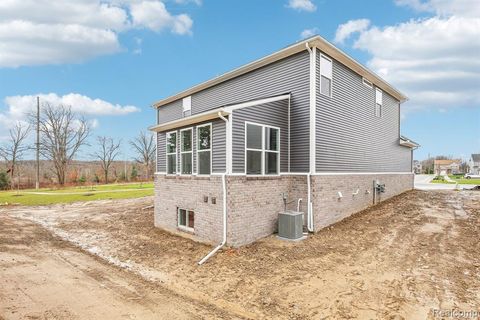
[157, 51, 310, 172]
[157, 99, 183, 124]
[232, 100, 289, 173]
[157, 132, 166, 172]
[156, 119, 225, 174]
[212, 120, 226, 173]
[315, 49, 411, 172]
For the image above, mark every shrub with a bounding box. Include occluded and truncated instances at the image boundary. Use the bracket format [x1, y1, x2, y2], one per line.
[0, 171, 9, 190]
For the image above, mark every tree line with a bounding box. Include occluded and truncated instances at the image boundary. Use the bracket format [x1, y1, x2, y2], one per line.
[0, 103, 155, 189]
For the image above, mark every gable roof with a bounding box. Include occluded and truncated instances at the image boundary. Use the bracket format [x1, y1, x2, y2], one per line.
[472, 154, 480, 162]
[153, 35, 408, 108]
[434, 159, 461, 165]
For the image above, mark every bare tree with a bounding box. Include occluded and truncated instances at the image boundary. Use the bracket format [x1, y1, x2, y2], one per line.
[92, 136, 121, 184]
[33, 103, 90, 186]
[130, 131, 156, 180]
[0, 123, 30, 189]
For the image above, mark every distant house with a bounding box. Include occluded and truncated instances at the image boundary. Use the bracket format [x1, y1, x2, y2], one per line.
[149, 35, 419, 247]
[413, 160, 422, 174]
[433, 159, 460, 176]
[470, 154, 480, 174]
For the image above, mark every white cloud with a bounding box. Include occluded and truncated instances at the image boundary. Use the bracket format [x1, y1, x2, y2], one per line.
[0, 93, 139, 138]
[300, 28, 318, 39]
[395, 0, 480, 17]
[335, 2, 480, 116]
[130, 1, 193, 35]
[287, 0, 316, 12]
[0, 0, 193, 67]
[334, 19, 370, 44]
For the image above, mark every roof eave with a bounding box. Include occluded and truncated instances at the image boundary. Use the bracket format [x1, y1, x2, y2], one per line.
[152, 35, 408, 109]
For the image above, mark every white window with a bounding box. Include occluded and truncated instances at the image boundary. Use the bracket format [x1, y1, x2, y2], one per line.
[178, 208, 194, 231]
[245, 123, 280, 175]
[182, 96, 191, 117]
[197, 123, 211, 175]
[375, 88, 382, 117]
[320, 55, 333, 97]
[362, 77, 373, 89]
[180, 128, 193, 174]
[166, 131, 177, 174]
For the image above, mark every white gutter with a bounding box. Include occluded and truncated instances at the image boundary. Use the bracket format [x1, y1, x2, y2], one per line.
[305, 42, 315, 232]
[198, 112, 229, 265]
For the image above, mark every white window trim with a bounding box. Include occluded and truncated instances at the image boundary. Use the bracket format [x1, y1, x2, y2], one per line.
[244, 121, 281, 176]
[196, 123, 212, 176]
[362, 77, 373, 89]
[177, 208, 194, 232]
[166, 130, 177, 175]
[319, 54, 333, 98]
[179, 127, 193, 175]
[375, 87, 383, 118]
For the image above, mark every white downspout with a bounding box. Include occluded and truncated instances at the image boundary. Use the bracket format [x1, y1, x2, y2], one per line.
[305, 42, 315, 232]
[198, 112, 229, 265]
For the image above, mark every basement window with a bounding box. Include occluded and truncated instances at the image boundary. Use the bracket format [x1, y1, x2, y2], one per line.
[375, 88, 383, 117]
[246, 122, 280, 175]
[180, 128, 193, 174]
[166, 131, 177, 174]
[197, 123, 211, 175]
[178, 208, 194, 231]
[320, 55, 333, 97]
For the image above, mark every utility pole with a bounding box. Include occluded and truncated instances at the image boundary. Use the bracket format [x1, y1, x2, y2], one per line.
[35, 96, 40, 190]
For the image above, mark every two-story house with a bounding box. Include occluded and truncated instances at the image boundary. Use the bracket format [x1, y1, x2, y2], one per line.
[149, 35, 418, 250]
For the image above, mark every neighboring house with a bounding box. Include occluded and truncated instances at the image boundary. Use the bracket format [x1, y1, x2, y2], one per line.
[413, 160, 422, 174]
[149, 35, 419, 247]
[469, 154, 480, 174]
[433, 159, 460, 176]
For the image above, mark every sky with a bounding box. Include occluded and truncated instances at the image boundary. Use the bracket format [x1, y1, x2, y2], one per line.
[0, 0, 479, 161]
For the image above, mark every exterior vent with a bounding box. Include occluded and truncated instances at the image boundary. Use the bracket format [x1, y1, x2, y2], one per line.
[278, 211, 304, 240]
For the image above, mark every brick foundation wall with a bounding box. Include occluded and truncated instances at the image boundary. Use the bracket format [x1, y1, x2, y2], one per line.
[226, 175, 307, 247]
[154, 174, 224, 244]
[311, 173, 414, 230]
[154, 173, 413, 247]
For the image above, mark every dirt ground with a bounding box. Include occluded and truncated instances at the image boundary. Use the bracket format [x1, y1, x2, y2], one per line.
[1, 190, 479, 319]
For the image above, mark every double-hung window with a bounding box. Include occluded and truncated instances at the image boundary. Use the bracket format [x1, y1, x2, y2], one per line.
[246, 123, 280, 175]
[320, 55, 333, 97]
[375, 88, 382, 117]
[166, 131, 177, 174]
[180, 128, 193, 174]
[197, 123, 211, 175]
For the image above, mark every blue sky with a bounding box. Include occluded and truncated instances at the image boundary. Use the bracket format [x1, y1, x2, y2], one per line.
[0, 0, 479, 161]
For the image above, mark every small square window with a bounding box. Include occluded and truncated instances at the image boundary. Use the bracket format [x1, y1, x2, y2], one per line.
[182, 96, 191, 118]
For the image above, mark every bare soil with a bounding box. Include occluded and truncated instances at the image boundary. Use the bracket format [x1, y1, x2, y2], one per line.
[1, 190, 479, 319]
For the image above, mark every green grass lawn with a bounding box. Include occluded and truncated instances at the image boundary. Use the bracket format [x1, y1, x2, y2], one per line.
[0, 182, 154, 206]
[448, 178, 480, 185]
[431, 176, 480, 185]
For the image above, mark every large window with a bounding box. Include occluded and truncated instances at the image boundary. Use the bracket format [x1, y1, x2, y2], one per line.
[166, 131, 177, 174]
[246, 123, 280, 175]
[197, 123, 211, 175]
[320, 55, 333, 97]
[178, 208, 194, 231]
[180, 128, 193, 174]
[375, 88, 382, 117]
